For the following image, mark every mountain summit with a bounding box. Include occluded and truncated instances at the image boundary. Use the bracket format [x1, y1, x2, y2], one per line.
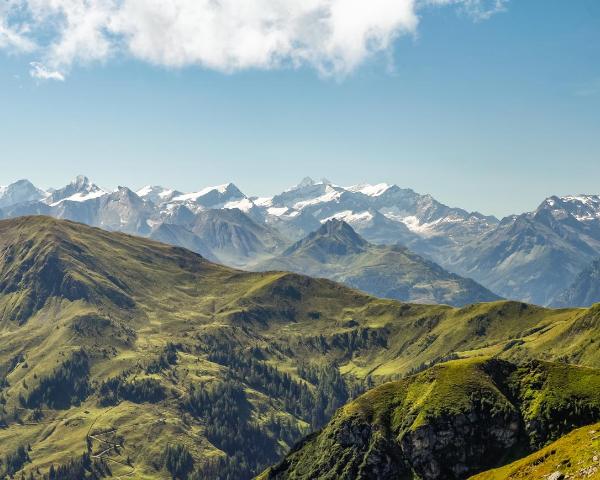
[0, 179, 47, 208]
[258, 220, 500, 306]
[45, 175, 106, 206]
[283, 219, 368, 259]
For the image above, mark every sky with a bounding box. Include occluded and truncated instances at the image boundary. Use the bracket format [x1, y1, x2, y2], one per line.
[0, 0, 599, 218]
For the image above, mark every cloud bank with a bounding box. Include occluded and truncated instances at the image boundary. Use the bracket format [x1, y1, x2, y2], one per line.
[0, 0, 507, 80]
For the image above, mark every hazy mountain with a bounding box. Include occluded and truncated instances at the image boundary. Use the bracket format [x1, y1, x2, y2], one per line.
[149, 222, 218, 262]
[552, 257, 600, 307]
[262, 207, 322, 241]
[0, 217, 599, 479]
[256, 219, 501, 306]
[95, 186, 155, 234]
[321, 208, 420, 246]
[0, 179, 47, 208]
[450, 195, 600, 305]
[191, 208, 287, 266]
[153, 202, 197, 225]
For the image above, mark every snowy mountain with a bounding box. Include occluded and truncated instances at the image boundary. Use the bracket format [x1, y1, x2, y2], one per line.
[136, 185, 182, 205]
[449, 194, 600, 305]
[2, 175, 599, 307]
[45, 175, 106, 206]
[257, 178, 497, 247]
[0, 179, 47, 208]
[170, 182, 246, 210]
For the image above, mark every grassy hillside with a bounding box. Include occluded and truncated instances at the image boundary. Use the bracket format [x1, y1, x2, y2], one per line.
[255, 219, 501, 307]
[259, 358, 600, 480]
[0, 216, 598, 479]
[470, 422, 600, 479]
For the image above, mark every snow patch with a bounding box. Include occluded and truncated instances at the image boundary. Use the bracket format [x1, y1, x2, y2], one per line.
[136, 185, 154, 197]
[267, 206, 289, 216]
[50, 188, 106, 206]
[346, 183, 391, 197]
[254, 196, 273, 207]
[293, 185, 342, 209]
[223, 198, 255, 212]
[173, 183, 235, 202]
[322, 210, 374, 226]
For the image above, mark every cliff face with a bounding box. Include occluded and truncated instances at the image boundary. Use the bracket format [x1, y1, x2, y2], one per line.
[400, 409, 521, 479]
[260, 358, 600, 480]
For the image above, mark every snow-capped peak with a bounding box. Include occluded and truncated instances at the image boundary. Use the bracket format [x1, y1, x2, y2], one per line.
[322, 210, 375, 226]
[293, 184, 343, 210]
[297, 177, 316, 188]
[539, 194, 600, 222]
[72, 175, 91, 189]
[136, 185, 158, 197]
[347, 183, 392, 197]
[47, 175, 107, 206]
[172, 183, 242, 202]
[0, 179, 47, 208]
[136, 185, 180, 204]
[223, 198, 256, 213]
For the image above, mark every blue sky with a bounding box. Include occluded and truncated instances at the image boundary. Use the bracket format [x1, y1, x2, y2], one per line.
[0, 0, 599, 218]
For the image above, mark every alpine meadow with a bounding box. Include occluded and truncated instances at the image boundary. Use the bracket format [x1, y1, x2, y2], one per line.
[1, 0, 600, 479]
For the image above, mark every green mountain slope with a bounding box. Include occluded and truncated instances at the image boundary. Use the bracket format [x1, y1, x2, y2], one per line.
[0, 216, 599, 479]
[470, 422, 600, 480]
[255, 219, 501, 307]
[259, 358, 600, 480]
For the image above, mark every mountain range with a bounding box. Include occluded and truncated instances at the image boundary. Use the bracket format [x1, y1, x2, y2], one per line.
[0, 217, 599, 479]
[2, 176, 600, 307]
[255, 219, 500, 306]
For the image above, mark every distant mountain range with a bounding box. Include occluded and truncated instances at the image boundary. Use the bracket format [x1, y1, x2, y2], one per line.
[1, 175, 600, 307]
[255, 219, 500, 306]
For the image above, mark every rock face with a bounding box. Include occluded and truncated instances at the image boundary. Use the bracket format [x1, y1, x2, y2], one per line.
[260, 358, 600, 480]
[400, 410, 520, 479]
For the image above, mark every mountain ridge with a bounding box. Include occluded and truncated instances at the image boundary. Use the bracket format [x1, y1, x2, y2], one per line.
[2, 176, 600, 307]
[256, 219, 501, 306]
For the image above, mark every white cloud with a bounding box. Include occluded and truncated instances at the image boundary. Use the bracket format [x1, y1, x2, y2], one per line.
[30, 61, 65, 81]
[424, 0, 508, 21]
[0, 1, 36, 52]
[1, 0, 508, 79]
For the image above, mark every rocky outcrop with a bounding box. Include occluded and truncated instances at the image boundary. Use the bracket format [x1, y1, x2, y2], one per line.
[260, 358, 600, 480]
[401, 409, 521, 479]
